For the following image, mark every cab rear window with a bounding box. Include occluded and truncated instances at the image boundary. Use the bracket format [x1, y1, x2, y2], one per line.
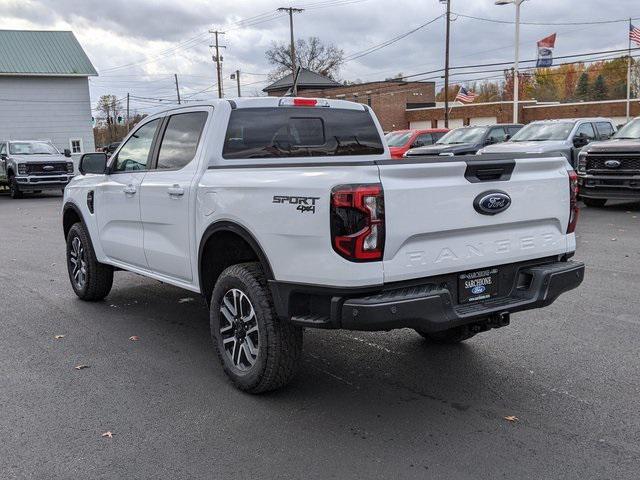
[222, 107, 384, 159]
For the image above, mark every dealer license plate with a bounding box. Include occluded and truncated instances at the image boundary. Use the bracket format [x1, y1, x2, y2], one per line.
[458, 268, 499, 303]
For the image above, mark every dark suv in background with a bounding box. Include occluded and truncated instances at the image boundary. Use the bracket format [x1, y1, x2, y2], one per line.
[577, 117, 640, 207]
[404, 124, 522, 157]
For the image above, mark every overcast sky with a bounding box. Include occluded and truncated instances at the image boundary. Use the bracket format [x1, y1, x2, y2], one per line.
[1, 0, 638, 115]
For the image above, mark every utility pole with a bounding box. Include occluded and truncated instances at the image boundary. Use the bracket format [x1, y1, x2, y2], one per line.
[209, 30, 226, 98]
[174, 73, 181, 104]
[231, 70, 241, 97]
[277, 7, 304, 80]
[442, 0, 451, 128]
[126, 93, 130, 133]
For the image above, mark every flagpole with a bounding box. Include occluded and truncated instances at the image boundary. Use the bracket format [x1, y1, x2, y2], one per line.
[627, 18, 632, 123]
[449, 86, 461, 119]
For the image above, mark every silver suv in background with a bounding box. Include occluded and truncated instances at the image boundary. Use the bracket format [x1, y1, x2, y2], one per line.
[0, 140, 75, 199]
[477, 118, 616, 167]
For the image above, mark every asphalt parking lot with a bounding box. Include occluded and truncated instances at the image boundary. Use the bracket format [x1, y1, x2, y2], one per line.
[1, 192, 639, 479]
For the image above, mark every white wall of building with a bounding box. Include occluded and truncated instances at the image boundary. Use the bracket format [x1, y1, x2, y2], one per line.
[0, 76, 95, 170]
[469, 116, 498, 126]
[409, 121, 429, 130]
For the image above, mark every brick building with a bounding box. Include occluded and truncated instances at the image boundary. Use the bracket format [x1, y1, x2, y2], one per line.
[265, 69, 639, 131]
[264, 69, 435, 131]
[407, 99, 640, 129]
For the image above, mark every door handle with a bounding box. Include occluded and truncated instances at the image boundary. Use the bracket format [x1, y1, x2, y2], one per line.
[123, 184, 136, 195]
[167, 184, 185, 197]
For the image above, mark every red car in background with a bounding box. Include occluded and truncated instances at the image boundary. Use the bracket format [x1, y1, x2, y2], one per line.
[385, 129, 449, 159]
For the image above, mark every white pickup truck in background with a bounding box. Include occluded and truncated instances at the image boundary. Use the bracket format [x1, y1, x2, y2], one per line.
[62, 97, 584, 393]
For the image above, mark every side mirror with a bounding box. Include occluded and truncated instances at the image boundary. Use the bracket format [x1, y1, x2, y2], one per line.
[79, 152, 107, 175]
[485, 136, 498, 145]
[0, 153, 7, 160]
[64, 148, 72, 158]
[504, 134, 512, 141]
[573, 133, 589, 148]
[411, 141, 424, 148]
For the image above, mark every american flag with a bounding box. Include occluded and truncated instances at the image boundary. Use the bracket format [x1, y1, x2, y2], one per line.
[630, 23, 640, 46]
[455, 86, 477, 103]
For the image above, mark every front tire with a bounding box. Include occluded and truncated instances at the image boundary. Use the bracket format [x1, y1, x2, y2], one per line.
[210, 262, 303, 393]
[9, 176, 23, 199]
[415, 325, 476, 344]
[66, 223, 113, 301]
[582, 197, 607, 208]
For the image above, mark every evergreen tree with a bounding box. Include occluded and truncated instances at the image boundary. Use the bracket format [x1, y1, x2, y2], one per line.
[593, 74, 608, 100]
[575, 73, 590, 100]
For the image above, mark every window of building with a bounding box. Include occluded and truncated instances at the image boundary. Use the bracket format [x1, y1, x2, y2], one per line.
[69, 138, 83, 154]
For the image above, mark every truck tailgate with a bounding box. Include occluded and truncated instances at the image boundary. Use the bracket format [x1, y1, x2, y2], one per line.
[377, 156, 573, 283]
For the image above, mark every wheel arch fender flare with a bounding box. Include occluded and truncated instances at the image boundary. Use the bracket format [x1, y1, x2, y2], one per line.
[62, 201, 87, 239]
[198, 220, 275, 294]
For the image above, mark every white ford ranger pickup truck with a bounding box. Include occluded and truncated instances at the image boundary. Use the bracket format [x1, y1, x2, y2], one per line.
[62, 97, 584, 393]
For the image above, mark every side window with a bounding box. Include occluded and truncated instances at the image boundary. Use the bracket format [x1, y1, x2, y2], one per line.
[595, 122, 614, 140]
[156, 112, 208, 170]
[433, 132, 446, 142]
[575, 122, 596, 140]
[507, 126, 521, 136]
[0, 143, 6, 155]
[488, 127, 507, 142]
[413, 133, 432, 147]
[113, 119, 160, 172]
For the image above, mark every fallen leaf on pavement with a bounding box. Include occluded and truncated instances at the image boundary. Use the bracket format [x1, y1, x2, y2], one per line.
[178, 297, 194, 303]
[129, 335, 140, 341]
[54, 335, 65, 340]
[74, 365, 90, 370]
[610, 238, 617, 241]
[101, 431, 113, 438]
[504, 415, 519, 422]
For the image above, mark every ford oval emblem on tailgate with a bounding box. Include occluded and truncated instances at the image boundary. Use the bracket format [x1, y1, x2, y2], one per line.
[474, 190, 511, 215]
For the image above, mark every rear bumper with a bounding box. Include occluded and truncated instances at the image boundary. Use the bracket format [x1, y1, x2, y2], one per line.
[270, 258, 584, 332]
[578, 173, 640, 200]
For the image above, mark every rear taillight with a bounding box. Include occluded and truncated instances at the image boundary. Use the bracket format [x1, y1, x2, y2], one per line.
[567, 170, 579, 234]
[330, 184, 385, 262]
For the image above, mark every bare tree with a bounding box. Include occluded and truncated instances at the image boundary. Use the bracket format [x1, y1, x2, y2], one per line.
[265, 36, 344, 81]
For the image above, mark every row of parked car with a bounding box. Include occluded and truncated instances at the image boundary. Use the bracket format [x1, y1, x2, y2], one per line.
[386, 117, 616, 164]
[386, 116, 640, 207]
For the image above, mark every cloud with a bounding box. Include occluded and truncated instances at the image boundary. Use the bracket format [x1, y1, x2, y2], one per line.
[0, 0, 636, 113]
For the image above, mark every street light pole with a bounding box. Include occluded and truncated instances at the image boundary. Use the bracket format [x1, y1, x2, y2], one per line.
[496, 0, 524, 124]
[441, 0, 451, 128]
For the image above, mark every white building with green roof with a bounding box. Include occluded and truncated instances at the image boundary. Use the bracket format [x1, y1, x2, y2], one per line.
[0, 30, 97, 164]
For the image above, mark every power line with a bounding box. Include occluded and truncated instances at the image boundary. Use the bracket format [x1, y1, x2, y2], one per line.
[399, 46, 640, 82]
[453, 12, 640, 26]
[343, 14, 444, 62]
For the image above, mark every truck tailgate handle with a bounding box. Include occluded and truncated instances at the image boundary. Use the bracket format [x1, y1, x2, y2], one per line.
[465, 159, 516, 183]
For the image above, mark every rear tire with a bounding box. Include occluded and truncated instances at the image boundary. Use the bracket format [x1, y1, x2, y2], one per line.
[415, 325, 476, 344]
[210, 262, 303, 393]
[66, 223, 113, 301]
[582, 198, 607, 208]
[9, 176, 22, 199]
